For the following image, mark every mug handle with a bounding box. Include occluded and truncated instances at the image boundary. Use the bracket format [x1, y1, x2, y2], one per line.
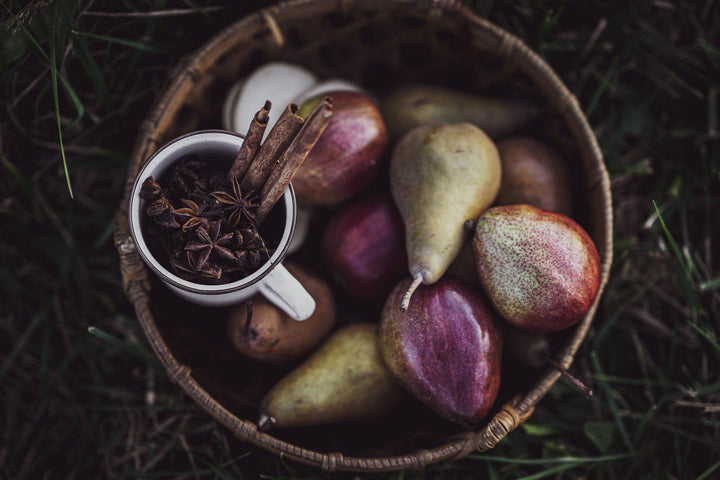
[258, 264, 316, 321]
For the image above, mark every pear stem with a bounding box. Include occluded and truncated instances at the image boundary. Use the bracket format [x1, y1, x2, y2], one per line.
[400, 274, 423, 312]
[464, 219, 476, 233]
[257, 413, 276, 431]
[547, 359, 593, 398]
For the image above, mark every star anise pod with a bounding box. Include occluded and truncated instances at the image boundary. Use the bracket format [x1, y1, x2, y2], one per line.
[192, 177, 215, 195]
[211, 176, 259, 228]
[230, 229, 245, 249]
[171, 252, 222, 280]
[146, 196, 180, 229]
[239, 226, 265, 248]
[184, 220, 235, 270]
[167, 156, 206, 198]
[139, 177, 163, 201]
[247, 249, 266, 268]
[224, 248, 267, 273]
[173, 199, 210, 231]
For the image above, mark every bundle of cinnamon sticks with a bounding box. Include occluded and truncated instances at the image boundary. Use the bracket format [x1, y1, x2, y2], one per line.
[227, 97, 333, 222]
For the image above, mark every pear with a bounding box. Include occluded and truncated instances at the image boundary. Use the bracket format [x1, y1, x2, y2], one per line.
[257, 323, 403, 430]
[504, 326, 550, 369]
[292, 91, 388, 205]
[390, 123, 501, 310]
[226, 263, 336, 364]
[380, 276, 502, 427]
[322, 193, 406, 300]
[382, 84, 541, 141]
[496, 136, 573, 216]
[472, 205, 601, 333]
[446, 239, 481, 286]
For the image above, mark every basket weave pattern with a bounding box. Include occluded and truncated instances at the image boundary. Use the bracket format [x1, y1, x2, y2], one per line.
[114, 0, 612, 472]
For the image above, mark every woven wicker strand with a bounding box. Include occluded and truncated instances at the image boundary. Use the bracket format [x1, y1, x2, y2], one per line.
[115, 0, 612, 472]
[450, 396, 536, 460]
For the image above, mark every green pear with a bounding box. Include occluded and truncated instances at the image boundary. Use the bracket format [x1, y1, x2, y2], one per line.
[382, 84, 541, 141]
[257, 323, 403, 430]
[391, 123, 501, 311]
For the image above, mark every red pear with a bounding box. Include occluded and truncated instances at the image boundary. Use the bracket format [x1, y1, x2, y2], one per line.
[473, 204, 601, 333]
[322, 193, 406, 300]
[292, 91, 388, 205]
[379, 276, 502, 427]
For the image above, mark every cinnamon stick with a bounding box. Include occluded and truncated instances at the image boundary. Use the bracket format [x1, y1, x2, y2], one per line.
[227, 100, 271, 182]
[256, 97, 333, 222]
[241, 103, 303, 192]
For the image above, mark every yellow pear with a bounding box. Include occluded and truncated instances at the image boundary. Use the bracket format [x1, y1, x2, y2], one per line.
[390, 123, 501, 310]
[382, 84, 540, 141]
[257, 323, 403, 430]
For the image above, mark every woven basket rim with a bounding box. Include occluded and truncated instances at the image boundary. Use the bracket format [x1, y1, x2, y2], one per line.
[114, 0, 613, 472]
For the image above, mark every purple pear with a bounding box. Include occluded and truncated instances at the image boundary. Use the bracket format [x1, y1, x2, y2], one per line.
[379, 276, 502, 427]
[472, 204, 601, 333]
[321, 193, 406, 300]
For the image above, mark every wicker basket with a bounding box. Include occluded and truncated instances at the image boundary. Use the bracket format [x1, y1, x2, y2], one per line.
[114, 0, 613, 472]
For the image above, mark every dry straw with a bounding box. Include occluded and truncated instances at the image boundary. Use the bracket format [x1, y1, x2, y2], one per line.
[114, 0, 612, 472]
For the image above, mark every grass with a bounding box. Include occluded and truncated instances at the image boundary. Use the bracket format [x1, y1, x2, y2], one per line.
[1, 0, 719, 478]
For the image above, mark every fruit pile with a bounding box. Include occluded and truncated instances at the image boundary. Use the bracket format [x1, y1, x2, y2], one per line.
[221, 62, 601, 431]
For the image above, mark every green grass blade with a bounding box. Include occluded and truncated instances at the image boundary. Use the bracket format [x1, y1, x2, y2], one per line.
[696, 459, 720, 480]
[0, 150, 33, 197]
[632, 404, 658, 446]
[468, 452, 638, 465]
[586, 56, 620, 118]
[0, 314, 45, 380]
[0, 0, 50, 62]
[87, 326, 161, 368]
[70, 29, 170, 54]
[653, 201, 719, 352]
[515, 463, 579, 480]
[652, 201, 694, 291]
[699, 277, 720, 291]
[50, 22, 74, 199]
[57, 74, 85, 131]
[591, 352, 634, 451]
[72, 33, 112, 110]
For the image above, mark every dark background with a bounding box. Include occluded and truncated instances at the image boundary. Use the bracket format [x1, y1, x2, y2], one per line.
[1, 1, 718, 478]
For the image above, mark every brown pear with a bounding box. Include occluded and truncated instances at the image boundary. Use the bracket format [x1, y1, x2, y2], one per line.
[258, 323, 403, 430]
[496, 136, 573, 215]
[227, 263, 336, 363]
[446, 238, 481, 286]
[504, 326, 550, 369]
[390, 123, 501, 310]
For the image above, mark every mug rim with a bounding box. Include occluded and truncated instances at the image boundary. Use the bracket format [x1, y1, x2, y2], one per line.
[128, 129, 296, 295]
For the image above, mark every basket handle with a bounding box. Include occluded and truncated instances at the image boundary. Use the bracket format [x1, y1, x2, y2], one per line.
[451, 395, 535, 459]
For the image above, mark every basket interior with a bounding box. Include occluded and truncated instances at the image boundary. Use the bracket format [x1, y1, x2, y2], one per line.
[139, 4, 605, 457]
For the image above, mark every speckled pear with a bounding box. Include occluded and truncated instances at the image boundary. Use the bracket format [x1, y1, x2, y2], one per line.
[390, 123, 501, 310]
[473, 204, 601, 333]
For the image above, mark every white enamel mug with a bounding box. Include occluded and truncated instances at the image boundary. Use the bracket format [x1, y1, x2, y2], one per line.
[128, 130, 316, 321]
